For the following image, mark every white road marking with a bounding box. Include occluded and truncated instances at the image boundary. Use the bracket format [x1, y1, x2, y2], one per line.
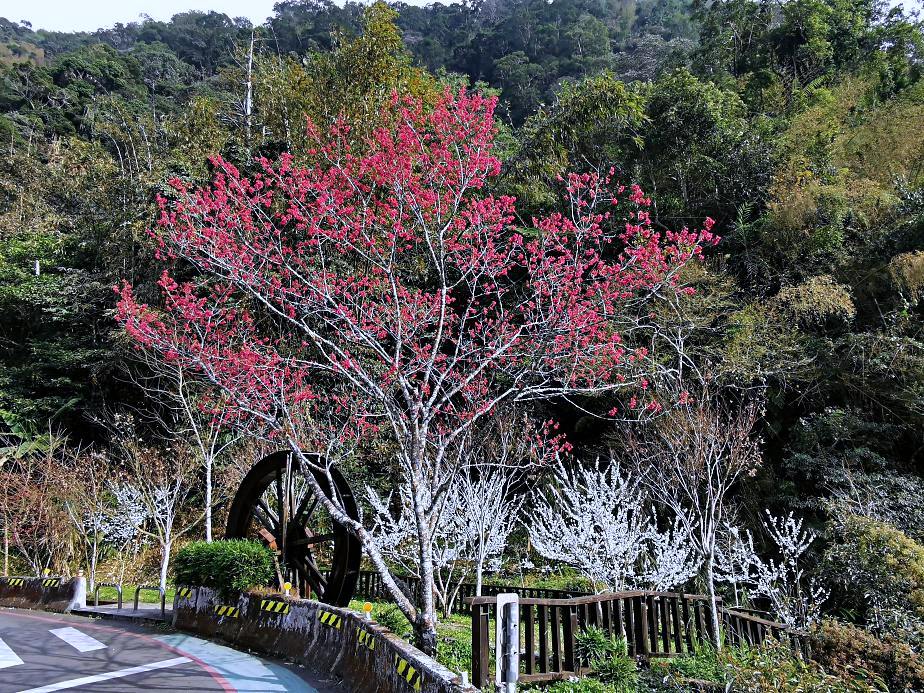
[47, 627, 107, 653]
[0, 637, 24, 669]
[15, 656, 192, 692]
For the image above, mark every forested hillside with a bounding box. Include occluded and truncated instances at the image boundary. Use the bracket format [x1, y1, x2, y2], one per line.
[2, 0, 924, 685]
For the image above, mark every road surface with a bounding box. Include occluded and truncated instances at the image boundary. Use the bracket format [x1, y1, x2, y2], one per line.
[0, 609, 335, 693]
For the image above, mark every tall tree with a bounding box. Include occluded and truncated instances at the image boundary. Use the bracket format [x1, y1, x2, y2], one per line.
[116, 90, 715, 651]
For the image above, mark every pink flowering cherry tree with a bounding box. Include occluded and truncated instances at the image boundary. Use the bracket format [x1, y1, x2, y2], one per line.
[116, 89, 717, 652]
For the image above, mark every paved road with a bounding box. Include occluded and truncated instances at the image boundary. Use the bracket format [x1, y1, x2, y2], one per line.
[0, 609, 335, 693]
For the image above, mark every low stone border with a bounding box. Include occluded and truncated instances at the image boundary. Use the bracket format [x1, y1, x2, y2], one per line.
[173, 587, 474, 693]
[0, 576, 85, 613]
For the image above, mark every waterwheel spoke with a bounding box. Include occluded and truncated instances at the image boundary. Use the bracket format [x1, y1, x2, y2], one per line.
[290, 551, 328, 595]
[294, 495, 319, 524]
[252, 503, 278, 536]
[289, 532, 337, 547]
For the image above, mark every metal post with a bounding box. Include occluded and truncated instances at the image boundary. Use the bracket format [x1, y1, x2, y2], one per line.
[495, 593, 519, 693]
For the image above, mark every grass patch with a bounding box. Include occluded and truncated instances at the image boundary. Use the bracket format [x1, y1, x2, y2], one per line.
[93, 584, 176, 606]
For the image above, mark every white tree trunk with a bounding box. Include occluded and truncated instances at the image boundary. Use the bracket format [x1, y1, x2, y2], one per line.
[706, 557, 723, 649]
[204, 456, 212, 543]
[159, 539, 172, 592]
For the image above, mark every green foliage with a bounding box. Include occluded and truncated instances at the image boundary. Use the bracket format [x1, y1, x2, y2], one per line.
[664, 640, 725, 683]
[436, 635, 472, 674]
[593, 655, 638, 691]
[822, 514, 924, 644]
[372, 604, 412, 638]
[724, 639, 883, 692]
[662, 639, 882, 692]
[527, 679, 623, 693]
[810, 618, 924, 691]
[573, 626, 636, 691]
[172, 540, 274, 600]
[575, 626, 629, 664]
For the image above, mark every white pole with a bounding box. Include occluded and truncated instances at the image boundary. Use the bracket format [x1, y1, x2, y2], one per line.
[495, 593, 519, 692]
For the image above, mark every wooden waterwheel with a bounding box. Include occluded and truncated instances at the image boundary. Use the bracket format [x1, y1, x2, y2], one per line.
[225, 450, 362, 606]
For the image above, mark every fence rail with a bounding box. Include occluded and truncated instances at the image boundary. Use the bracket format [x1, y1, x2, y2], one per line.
[467, 591, 808, 688]
[347, 569, 590, 615]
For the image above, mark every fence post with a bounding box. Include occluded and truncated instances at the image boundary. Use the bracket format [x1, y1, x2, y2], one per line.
[562, 604, 578, 673]
[471, 601, 490, 689]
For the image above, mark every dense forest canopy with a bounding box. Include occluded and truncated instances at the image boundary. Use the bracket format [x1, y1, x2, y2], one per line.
[2, 0, 924, 678]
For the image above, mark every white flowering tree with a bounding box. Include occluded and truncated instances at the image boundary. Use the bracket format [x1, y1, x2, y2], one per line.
[750, 511, 828, 628]
[629, 399, 762, 646]
[714, 524, 757, 607]
[368, 464, 520, 617]
[642, 516, 702, 591]
[712, 513, 827, 628]
[528, 458, 699, 592]
[107, 482, 151, 585]
[458, 467, 522, 597]
[116, 433, 202, 591]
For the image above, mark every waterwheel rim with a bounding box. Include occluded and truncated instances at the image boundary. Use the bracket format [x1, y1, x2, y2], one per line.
[225, 450, 362, 606]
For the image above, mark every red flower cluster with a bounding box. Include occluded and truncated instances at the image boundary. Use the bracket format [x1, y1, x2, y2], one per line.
[116, 89, 718, 446]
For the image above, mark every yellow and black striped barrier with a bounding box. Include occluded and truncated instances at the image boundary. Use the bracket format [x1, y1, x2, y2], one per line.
[41, 578, 60, 588]
[260, 599, 290, 615]
[356, 627, 375, 652]
[393, 654, 422, 691]
[177, 587, 193, 599]
[5, 578, 25, 587]
[214, 605, 240, 618]
[318, 610, 342, 629]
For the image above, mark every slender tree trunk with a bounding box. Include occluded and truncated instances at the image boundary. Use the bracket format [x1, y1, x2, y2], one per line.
[244, 30, 255, 159]
[205, 455, 212, 542]
[414, 490, 439, 655]
[159, 538, 172, 592]
[89, 535, 98, 593]
[706, 556, 723, 649]
[476, 555, 484, 597]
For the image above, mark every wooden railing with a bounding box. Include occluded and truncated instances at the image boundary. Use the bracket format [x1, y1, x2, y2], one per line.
[467, 591, 808, 688]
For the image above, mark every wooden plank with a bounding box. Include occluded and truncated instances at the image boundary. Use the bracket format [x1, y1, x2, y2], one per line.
[471, 602, 490, 689]
[538, 605, 549, 674]
[636, 597, 650, 656]
[563, 606, 577, 673]
[681, 596, 693, 651]
[524, 604, 535, 675]
[551, 606, 562, 673]
[659, 596, 671, 653]
[670, 597, 682, 653]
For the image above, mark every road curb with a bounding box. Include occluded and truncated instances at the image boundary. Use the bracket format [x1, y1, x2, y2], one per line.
[70, 607, 173, 627]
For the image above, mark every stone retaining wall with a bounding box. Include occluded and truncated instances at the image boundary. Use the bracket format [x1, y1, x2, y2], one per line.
[0, 576, 85, 613]
[173, 586, 474, 693]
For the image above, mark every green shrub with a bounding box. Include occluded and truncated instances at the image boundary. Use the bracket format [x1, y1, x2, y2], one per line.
[593, 655, 638, 692]
[822, 513, 924, 644]
[724, 639, 885, 692]
[436, 635, 471, 673]
[810, 618, 924, 691]
[666, 641, 725, 684]
[526, 680, 619, 692]
[173, 539, 274, 600]
[373, 604, 412, 637]
[575, 626, 628, 665]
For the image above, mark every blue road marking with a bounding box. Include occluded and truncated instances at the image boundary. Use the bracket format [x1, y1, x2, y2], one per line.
[155, 633, 320, 692]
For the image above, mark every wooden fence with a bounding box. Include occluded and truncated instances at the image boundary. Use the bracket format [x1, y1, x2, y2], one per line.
[347, 569, 590, 615]
[467, 591, 809, 688]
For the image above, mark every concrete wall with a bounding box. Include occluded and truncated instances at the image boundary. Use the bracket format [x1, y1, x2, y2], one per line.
[173, 587, 475, 693]
[0, 576, 85, 613]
